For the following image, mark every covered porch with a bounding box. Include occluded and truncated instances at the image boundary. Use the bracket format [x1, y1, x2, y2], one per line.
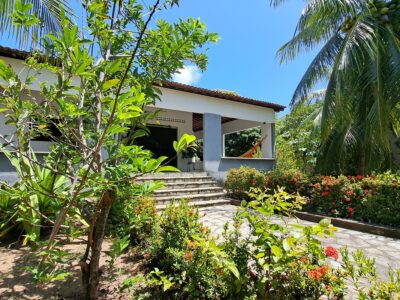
[146, 83, 283, 183]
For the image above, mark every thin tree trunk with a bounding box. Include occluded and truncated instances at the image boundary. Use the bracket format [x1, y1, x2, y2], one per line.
[81, 191, 114, 300]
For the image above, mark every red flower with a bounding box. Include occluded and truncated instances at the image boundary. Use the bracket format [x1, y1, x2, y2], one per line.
[314, 183, 321, 189]
[344, 197, 351, 202]
[184, 252, 193, 261]
[348, 207, 354, 214]
[325, 186, 330, 191]
[187, 240, 196, 249]
[324, 246, 339, 260]
[308, 265, 329, 281]
[364, 189, 369, 195]
[356, 175, 364, 180]
[333, 179, 340, 185]
[144, 251, 151, 259]
[322, 191, 330, 197]
[346, 190, 353, 196]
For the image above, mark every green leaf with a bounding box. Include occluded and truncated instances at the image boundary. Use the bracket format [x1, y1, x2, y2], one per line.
[157, 166, 180, 173]
[271, 245, 283, 259]
[103, 79, 120, 91]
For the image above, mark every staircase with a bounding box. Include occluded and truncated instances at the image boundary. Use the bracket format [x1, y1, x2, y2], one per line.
[137, 172, 231, 209]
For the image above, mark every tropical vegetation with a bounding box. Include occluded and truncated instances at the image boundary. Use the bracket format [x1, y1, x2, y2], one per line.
[277, 0, 400, 175]
[225, 166, 400, 227]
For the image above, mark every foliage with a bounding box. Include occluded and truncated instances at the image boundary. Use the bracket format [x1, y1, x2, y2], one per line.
[109, 195, 159, 247]
[276, 0, 400, 175]
[221, 188, 346, 299]
[341, 247, 400, 299]
[224, 166, 265, 199]
[0, 1, 218, 298]
[224, 127, 261, 157]
[0, 0, 73, 48]
[225, 167, 400, 227]
[144, 200, 239, 299]
[0, 149, 72, 245]
[276, 101, 322, 173]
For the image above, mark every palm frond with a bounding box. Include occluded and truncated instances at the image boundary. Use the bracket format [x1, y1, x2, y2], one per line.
[0, 0, 74, 49]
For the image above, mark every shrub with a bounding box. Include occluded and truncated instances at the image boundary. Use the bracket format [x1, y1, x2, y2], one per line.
[226, 168, 400, 227]
[225, 166, 265, 198]
[221, 188, 346, 299]
[109, 195, 158, 247]
[144, 200, 238, 299]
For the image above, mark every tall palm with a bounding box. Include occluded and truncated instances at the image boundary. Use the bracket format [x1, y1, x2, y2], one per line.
[276, 0, 400, 174]
[0, 0, 73, 49]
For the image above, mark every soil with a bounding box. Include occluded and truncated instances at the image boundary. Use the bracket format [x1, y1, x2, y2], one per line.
[0, 236, 145, 300]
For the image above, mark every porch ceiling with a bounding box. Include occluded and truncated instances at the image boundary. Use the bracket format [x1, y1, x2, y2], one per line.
[193, 113, 236, 132]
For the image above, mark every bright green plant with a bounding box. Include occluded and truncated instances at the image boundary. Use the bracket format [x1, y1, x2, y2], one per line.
[0, 1, 218, 298]
[341, 247, 400, 299]
[105, 235, 130, 268]
[222, 188, 346, 299]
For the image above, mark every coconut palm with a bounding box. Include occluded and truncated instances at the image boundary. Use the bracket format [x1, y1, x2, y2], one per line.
[0, 0, 73, 48]
[276, 0, 400, 174]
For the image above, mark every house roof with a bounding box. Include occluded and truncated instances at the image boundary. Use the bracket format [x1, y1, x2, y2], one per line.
[0, 45, 286, 112]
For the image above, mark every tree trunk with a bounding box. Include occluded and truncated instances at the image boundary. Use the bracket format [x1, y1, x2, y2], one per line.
[81, 191, 114, 300]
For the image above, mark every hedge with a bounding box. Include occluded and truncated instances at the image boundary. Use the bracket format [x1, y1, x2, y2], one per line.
[225, 167, 400, 227]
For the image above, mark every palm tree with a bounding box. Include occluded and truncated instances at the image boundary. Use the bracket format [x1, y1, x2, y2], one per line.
[0, 0, 73, 49]
[276, 0, 400, 175]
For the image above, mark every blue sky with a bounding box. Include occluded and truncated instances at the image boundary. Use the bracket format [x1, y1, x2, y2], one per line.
[1, 0, 321, 115]
[164, 1, 320, 114]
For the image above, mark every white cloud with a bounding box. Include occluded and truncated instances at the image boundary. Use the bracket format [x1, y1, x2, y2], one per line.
[172, 65, 202, 85]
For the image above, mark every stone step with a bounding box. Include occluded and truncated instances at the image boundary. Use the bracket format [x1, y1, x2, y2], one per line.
[162, 180, 217, 189]
[137, 175, 214, 184]
[157, 199, 231, 210]
[139, 172, 208, 179]
[154, 192, 226, 205]
[154, 186, 223, 197]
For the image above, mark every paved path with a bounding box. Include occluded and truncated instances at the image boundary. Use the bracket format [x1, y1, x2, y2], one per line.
[199, 205, 400, 281]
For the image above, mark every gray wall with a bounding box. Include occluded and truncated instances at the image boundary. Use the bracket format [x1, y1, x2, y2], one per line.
[0, 153, 47, 184]
[203, 113, 276, 184]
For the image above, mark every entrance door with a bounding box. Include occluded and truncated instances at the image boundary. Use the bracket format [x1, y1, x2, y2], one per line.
[136, 125, 178, 168]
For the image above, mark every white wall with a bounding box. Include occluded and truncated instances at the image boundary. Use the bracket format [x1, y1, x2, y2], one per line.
[157, 88, 275, 123]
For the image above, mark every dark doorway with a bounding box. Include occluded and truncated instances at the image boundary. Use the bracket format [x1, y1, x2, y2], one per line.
[136, 125, 178, 168]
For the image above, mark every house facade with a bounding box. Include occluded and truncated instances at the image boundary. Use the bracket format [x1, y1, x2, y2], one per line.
[0, 46, 285, 184]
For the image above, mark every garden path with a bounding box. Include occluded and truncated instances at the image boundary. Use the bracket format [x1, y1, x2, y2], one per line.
[199, 204, 400, 283]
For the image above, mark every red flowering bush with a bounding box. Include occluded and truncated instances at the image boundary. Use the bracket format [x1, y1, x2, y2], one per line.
[225, 166, 266, 199]
[226, 168, 400, 227]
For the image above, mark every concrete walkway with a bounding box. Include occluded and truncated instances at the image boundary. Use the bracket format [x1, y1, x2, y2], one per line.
[199, 205, 400, 281]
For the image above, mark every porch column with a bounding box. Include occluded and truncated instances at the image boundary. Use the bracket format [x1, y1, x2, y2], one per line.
[261, 123, 274, 158]
[203, 113, 222, 176]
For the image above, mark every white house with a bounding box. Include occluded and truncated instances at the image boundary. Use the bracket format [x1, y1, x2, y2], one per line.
[0, 46, 285, 183]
